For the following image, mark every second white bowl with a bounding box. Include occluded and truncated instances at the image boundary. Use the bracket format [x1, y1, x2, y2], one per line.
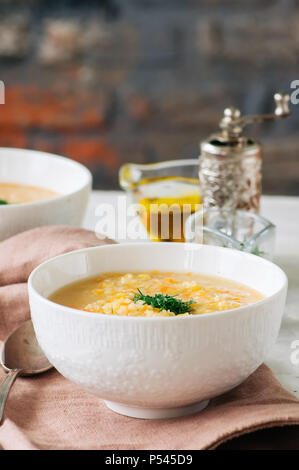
[0, 148, 92, 240]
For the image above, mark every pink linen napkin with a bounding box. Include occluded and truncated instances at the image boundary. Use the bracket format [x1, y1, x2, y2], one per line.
[1, 226, 299, 450]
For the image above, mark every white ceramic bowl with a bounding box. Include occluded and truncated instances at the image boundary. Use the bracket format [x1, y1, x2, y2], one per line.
[0, 148, 92, 240]
[28, 243, 287, 419]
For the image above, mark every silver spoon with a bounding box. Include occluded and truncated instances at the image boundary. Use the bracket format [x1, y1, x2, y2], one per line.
[0, 320, 52, 423]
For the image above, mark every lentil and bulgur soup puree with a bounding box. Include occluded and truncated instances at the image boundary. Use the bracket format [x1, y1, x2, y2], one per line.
[0, 182, 58, 204]
[50, 271, 263, 317]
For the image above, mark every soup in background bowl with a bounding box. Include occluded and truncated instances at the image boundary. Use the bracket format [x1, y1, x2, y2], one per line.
[0, 182, 59, 204]
[28, 243, 287, 420]
[0, 148, 91, 240]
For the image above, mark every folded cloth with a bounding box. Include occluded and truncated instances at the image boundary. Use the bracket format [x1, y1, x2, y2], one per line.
[0, 226, 299, 450]
[0, 226, 115, 340]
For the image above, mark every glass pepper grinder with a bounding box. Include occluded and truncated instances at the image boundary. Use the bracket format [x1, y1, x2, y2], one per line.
[199, 93, 291, 213]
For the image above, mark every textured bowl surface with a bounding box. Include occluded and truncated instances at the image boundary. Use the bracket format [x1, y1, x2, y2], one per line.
[0, 148, 92, 240]
[28, 243, 287, 419]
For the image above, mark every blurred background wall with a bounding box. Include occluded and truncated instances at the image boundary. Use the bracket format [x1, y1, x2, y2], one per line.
[0, 0, 298, 193]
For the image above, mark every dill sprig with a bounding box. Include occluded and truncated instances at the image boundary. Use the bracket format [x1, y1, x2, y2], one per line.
[133, 289, 195, 315]
[250, 246, 265, 257]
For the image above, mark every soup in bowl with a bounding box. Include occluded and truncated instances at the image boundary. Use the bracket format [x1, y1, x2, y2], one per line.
[0, 148, 92, 240]
[28, 243, 287, 419]
[50, 271, 263, 317]
[0, 182, 59, 205]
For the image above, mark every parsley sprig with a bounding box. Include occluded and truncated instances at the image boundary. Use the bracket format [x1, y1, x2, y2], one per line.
[0, 200, 8, 205]
[133, 289, 195, 315]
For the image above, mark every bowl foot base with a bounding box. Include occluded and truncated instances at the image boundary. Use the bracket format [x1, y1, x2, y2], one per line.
[104, 399, 210, 420]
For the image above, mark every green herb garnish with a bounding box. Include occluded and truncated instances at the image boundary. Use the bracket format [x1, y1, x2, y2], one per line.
[251, 246, 265, 257]
[133, 289, 195, 315]
[0, 200, 8, 205]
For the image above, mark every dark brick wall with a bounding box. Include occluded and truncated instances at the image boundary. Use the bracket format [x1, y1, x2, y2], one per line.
[0, 0, 298, 194]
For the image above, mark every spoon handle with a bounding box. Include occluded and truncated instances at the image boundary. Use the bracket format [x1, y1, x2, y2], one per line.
[0, 369, 20, 424]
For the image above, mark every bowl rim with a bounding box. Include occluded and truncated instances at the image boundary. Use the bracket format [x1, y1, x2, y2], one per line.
[0, 147, 92, 209]
[28, 242, 288, 322]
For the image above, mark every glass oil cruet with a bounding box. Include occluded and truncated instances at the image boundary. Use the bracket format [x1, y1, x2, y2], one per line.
[199, 93, 291, 214]
[119, 159, 200, 242]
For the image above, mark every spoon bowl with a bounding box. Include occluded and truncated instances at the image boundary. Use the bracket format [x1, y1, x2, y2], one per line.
[1, 320, 51, 375]
[0, 320, 52, 423]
